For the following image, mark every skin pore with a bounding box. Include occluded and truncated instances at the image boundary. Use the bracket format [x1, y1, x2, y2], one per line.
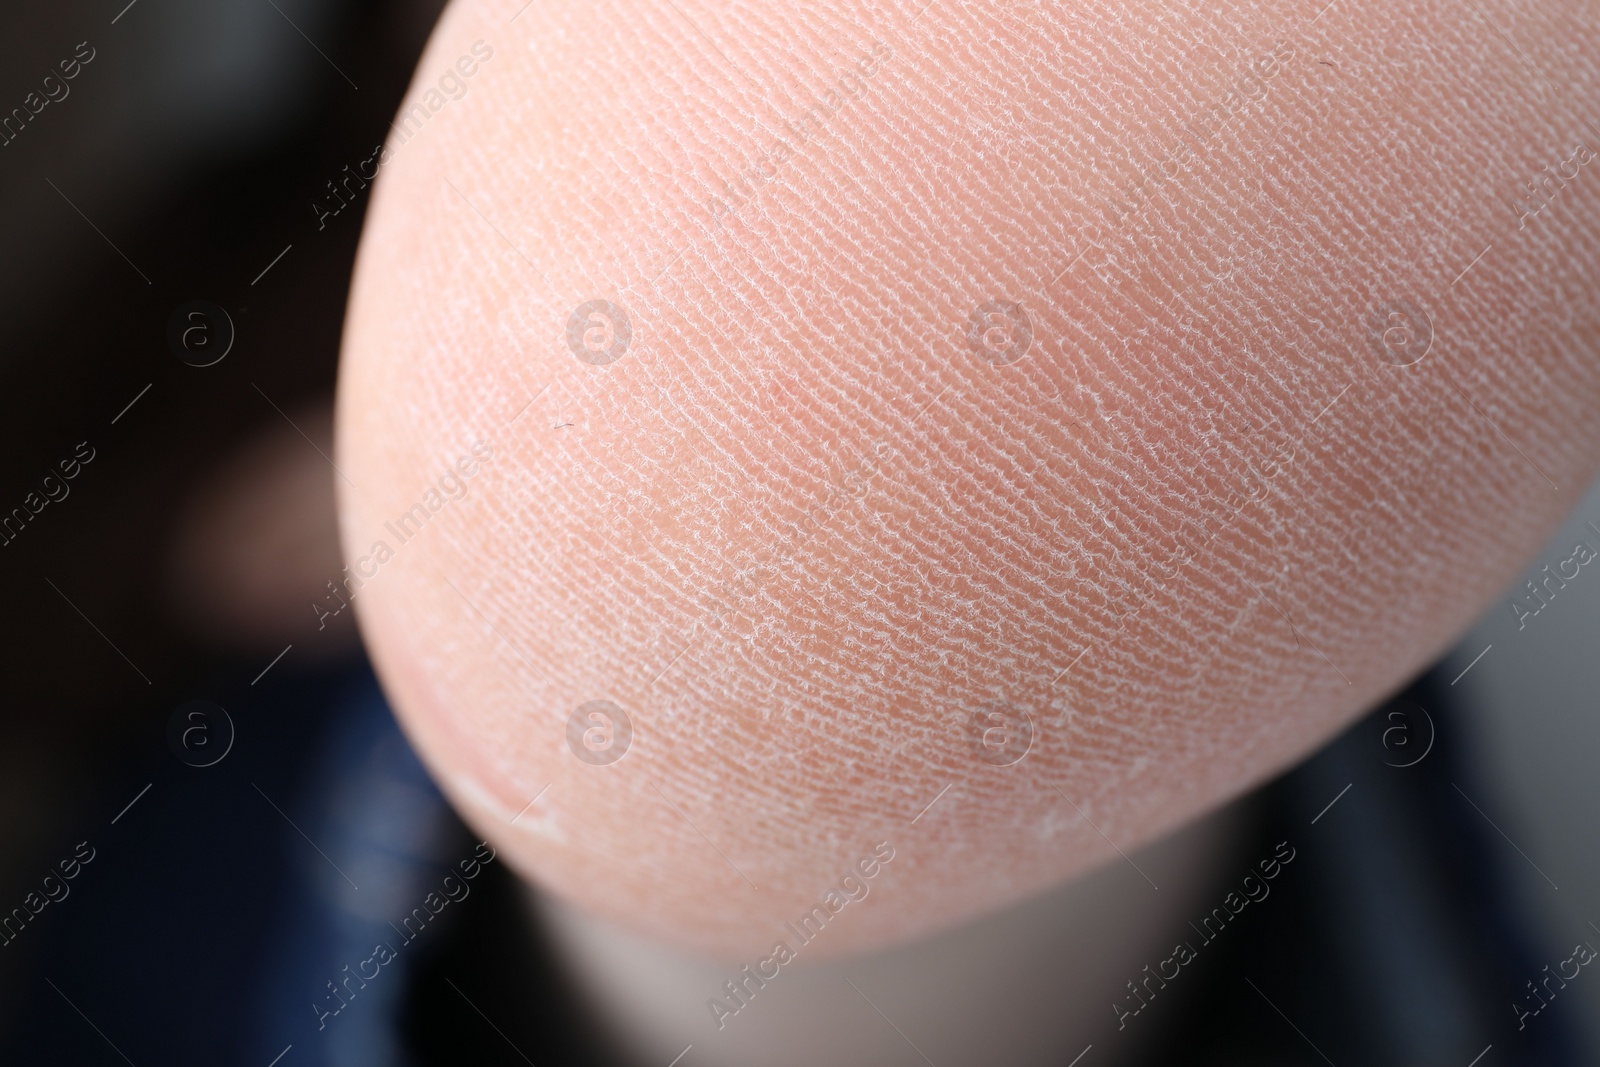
[336, 0, 1600, 961]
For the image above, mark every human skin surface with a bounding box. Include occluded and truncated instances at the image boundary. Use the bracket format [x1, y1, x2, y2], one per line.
[337, 0, 1600, 959]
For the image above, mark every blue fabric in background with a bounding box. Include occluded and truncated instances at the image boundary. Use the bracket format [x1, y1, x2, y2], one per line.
[2, 653, 1585, 1065]
[241, 662, 465, 1067]
[3, 658, 468, 1067]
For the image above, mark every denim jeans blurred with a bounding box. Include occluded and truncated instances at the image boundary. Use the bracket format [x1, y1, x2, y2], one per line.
[3, 654, 1583, 1065]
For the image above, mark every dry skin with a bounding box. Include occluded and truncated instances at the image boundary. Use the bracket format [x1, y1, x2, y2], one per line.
[336, 0, 1600, 959]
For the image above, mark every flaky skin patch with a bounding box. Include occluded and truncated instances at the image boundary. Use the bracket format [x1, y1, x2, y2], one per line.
[337, 0, 1600, 959]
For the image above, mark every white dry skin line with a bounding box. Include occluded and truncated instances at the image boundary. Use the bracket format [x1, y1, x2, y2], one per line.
[453, 773, 566, 845]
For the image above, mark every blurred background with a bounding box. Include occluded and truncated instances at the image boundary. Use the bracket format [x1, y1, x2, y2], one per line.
[1, 1, 1598, 1064]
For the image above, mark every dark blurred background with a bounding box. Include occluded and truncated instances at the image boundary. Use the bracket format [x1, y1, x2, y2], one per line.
[0, 0, 500, 1059]
[3, 3, 1599, 1064]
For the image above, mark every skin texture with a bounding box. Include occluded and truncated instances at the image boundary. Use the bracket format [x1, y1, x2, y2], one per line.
[337, 0, 1600, 959]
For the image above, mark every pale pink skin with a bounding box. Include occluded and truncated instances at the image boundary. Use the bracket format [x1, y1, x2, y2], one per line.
[337, 0, 1600, 960]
